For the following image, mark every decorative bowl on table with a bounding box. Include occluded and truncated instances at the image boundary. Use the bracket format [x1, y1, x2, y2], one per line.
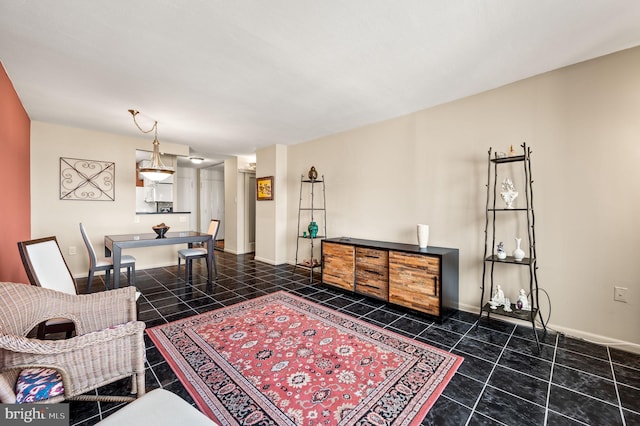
[152, 223, 170, 238]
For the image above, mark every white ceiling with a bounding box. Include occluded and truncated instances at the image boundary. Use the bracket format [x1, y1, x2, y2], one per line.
[2, 1, 640, 167]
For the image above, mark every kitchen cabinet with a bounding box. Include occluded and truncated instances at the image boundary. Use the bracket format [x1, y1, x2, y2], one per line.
[144, 183, 173, 202]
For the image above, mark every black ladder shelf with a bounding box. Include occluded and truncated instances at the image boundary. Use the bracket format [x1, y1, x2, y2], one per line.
[293, 175, 326, 283]
[479, 143, 547, 352]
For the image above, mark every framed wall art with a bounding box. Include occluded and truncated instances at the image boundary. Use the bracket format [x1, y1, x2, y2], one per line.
[60, 157, 115, 201]
[256, 176, 274, 201]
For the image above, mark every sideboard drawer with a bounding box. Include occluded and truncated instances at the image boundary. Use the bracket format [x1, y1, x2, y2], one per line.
[356, 247, 388, 266]
[355, 248, 388, 301]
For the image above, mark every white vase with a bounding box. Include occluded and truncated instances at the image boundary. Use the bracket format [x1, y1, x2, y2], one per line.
[512, 237, 525, 261]
[417, 224, 429, 249]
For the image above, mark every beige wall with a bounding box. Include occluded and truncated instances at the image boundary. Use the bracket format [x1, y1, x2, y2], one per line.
[255, 144, 288, 265]
[30, 122, 190, 278]
[28, 46, 640, 350]
[286, 47, 640, 349]
[223, 157, 240, 254]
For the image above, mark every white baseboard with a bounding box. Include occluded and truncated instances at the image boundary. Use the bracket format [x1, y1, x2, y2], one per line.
[73, 260, 177, 279]
[253, 256, 278, 265]
[458, 302, 640, 355]
[544, 324, 640, 355]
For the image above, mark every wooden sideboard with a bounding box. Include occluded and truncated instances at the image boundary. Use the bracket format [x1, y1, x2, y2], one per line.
[321, 237, 459, 319]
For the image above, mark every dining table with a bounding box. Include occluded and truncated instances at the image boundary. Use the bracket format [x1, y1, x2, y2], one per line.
[104, 231, 214, 289]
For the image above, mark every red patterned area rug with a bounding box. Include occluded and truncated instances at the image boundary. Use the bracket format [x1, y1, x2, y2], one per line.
[147, 291, 463, 426]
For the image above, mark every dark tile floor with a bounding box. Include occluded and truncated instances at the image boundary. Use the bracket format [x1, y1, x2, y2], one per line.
[71, 252, 640, 426]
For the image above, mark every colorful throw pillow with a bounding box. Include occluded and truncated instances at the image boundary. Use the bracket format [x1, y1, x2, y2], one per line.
[15, 368, 64, 403]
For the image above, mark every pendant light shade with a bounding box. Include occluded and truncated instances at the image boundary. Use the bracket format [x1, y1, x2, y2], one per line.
[129, 109, 174, 182]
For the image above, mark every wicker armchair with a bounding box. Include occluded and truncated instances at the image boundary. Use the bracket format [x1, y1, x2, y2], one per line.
[0, 282, 145, 403]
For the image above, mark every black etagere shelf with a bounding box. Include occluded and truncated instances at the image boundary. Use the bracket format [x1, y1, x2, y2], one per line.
[479, 143, 547, 352]
[293, 175, 326, 283]
[481, 303, 539, 322]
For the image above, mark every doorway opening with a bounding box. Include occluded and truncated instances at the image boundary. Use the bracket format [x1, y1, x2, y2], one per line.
[199, 163, 225, 248]
[244, 172, 256, 253]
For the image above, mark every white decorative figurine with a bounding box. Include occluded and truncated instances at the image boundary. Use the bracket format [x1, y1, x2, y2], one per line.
[503, 297, 512, 312]
[490, 285, 505, 309]
[516, 289, 531, 311]
[500, 178, 518, 209]
[496, 241, 507, 260]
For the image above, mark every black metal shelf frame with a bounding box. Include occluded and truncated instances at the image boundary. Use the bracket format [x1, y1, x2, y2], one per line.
[293, 175, 327, 283]
[479, 143, 547, 352]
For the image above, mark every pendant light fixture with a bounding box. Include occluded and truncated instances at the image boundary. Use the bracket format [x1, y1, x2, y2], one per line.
[129, 109, 175, 182]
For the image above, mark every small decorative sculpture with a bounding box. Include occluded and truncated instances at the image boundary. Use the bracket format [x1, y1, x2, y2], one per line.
[500, 178, 518, 209]
[490, 285, 505, 309]
[308, 221, 318, 238]
[516, 289, 531, 311]
[503, 297, 512, 312]
[496, 241, 507, 260]
[308, 166, 318, 181]
[301, 258, 320, 267]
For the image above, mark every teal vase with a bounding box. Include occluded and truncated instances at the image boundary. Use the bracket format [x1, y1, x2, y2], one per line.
[308, 221, 318, 238]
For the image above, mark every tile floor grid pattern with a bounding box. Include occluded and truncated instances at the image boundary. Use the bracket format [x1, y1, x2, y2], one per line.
[544, 340, 559, 426]
[466, 326, 518, 425]
[609, 348, 628, 426]
[67, 252, 640, 426]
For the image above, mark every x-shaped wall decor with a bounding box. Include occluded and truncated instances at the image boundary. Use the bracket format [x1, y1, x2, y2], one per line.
[60, 157, 115, 201]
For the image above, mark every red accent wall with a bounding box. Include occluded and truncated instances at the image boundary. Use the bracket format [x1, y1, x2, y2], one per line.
[0, 63, 30, 283]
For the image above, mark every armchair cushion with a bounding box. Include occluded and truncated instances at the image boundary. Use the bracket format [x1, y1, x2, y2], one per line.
[15, 368, 64, 403]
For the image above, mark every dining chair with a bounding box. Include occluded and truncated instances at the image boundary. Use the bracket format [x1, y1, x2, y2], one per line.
[17, 236, 79, 338]
[177, 219, 219, 285]
[80, 223, 136, 293]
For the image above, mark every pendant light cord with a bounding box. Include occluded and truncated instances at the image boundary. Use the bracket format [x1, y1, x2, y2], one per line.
[128, 109, 158, 138]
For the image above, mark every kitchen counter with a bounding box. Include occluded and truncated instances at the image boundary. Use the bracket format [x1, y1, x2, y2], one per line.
[136, 211, 191, 215]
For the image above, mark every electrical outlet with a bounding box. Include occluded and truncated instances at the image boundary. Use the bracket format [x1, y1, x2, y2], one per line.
[614, 286, 628, 303]
[68, 246, 77, 255]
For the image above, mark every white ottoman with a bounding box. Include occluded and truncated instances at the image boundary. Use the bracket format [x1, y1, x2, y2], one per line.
[97, 389, 217, 425]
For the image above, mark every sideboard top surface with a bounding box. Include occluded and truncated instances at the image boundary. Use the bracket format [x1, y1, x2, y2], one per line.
[323, 237, 458, 256]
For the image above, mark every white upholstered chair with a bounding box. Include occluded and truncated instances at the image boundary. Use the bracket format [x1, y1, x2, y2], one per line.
[80, 223, 136, 293]
[96, 388, 216, 425]
[17, 236, 79, 338]
[177, 219, 219, 284]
